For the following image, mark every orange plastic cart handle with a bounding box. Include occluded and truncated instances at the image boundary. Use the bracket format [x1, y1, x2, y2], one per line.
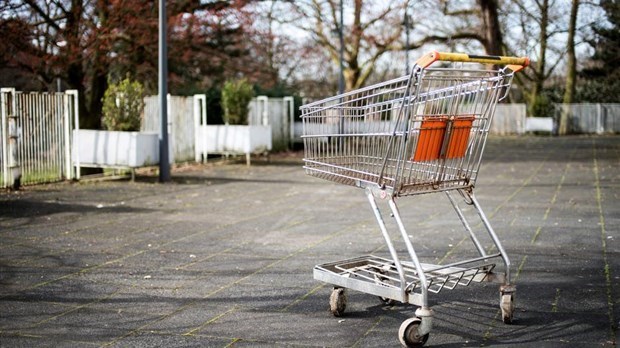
[416, 51, 530, 72]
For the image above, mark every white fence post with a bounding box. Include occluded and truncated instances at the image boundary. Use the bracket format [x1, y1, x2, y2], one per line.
[0, 88, 11, 187]
[193, 94, 207, 163]
[256, 96, 269, 126]
[0, 88, 20, 188]
[8, 102, 20, 189]
[66, 89, 79, 180]
[283, 96, 295, 148]
[597, 103, 603, 135]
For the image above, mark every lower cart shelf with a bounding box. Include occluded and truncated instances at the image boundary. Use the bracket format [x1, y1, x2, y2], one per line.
[314, 255, 497, 306]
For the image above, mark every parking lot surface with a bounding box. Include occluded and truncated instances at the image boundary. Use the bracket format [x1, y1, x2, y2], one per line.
[0, 136, 618, 347]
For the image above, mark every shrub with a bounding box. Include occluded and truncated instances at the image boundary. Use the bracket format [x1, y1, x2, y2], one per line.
[220, 78, 254, 125]
[101, 77, 145, 131]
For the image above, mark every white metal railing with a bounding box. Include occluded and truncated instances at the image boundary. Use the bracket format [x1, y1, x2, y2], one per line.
[0, 88, 78, 188]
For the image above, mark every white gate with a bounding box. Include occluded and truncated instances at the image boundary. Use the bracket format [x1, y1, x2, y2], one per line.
[0, 88, 78, 188]
[248, 96, 294, 151]
[143, 94, 207, 163]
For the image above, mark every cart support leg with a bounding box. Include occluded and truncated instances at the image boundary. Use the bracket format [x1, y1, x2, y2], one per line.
[388, 198, 430, 308]
[468, 192, 512, 284]
[445, 191, 487, 257]
[366, 190, 407, 300]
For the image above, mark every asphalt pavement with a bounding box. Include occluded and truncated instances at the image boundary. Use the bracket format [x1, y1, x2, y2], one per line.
[0, 135, 618, 347]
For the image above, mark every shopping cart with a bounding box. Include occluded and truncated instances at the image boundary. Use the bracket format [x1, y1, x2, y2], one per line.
[301, 51, 529, 347]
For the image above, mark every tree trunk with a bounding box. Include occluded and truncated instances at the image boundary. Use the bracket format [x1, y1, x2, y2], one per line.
[559, 0, 579, 135]
[529, 0, 549, 118]
[477, 0, 504, 56]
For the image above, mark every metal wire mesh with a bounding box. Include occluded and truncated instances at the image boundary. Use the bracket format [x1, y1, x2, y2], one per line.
[302, 66, 512, 196]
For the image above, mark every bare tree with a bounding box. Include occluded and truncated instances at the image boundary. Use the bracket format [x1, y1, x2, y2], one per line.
[289, 0, 408, 92]
[1, 0, 255, 128]
[504, 0, 576, 116]
[402, 0, 505, 56]
[521, 0, 551, 116]
[243, 1, 308, 90]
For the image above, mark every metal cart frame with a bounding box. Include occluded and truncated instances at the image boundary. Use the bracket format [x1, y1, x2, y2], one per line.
[301, 52, 529, 347]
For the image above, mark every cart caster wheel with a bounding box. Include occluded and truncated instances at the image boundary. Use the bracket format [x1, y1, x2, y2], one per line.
[398, 317, 429, 347]
[500, 293, 515, 324]
[379, 296, 396, 306]
[329, 287, 347, 317]
[373, 267, 396, 305]
[374, 278, 395, 306]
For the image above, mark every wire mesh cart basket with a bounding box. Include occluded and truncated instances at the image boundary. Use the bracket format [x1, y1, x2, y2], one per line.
[301, 52, 529, 347]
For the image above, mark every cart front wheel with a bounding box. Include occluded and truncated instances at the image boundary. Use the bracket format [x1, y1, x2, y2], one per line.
[398, 317, 429, 347]
[329, 287, 347, 317]
[500, 293, 515, 324]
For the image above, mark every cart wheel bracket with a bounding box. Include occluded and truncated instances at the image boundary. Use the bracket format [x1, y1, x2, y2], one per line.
[500, 285, 516, 324]
[366, 186, 393, 200]
[329, 287, 347, 317]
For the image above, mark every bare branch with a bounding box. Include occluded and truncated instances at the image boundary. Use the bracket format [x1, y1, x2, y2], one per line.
[22, 0, 62, 31]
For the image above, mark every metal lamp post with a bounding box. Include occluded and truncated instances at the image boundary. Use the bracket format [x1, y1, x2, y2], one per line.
[158, 0, 170, 182]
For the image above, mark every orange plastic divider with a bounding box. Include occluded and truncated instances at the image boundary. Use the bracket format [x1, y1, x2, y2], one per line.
[412, 115, 474, 162]
[446, 116, 474, 159]
[413, 117, 447, 161]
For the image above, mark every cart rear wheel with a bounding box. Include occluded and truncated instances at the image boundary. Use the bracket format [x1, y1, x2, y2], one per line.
[329, 287, 347, 317]
[500, 293, 515, 324]
[398, 317, 429, 347]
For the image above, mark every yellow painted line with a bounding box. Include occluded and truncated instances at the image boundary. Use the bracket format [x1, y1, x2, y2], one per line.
[530, 163, 568, 244]
[224, 338, 241, 348]
[183, 306, 239, 336]
[6, 184, 278, 268]
[489, 160, 546, 219]
[593, 144, 616, 343]
[174, 243, 248, 270]
[515, 255, 527, 280]
[14, 285, 131, 333]
[445, 158, 547, 258]
[1, 187, 322, 299]
[101, 201, 366, 346]
[280, 283, 326, 312]
[551, 288, 561, 313]
[482, 139, 576, 341]
[352, 317, 384, 347]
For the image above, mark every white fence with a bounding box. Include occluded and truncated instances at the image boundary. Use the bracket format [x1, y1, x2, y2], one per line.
[487, 103, 620, 134]
[292, 103, 620, 140]
[0, 88, 78, 188]
[143, 95, 294, 162]
[491, 104, 527, 135]
[555, 103, 620, 134]
[2, 89, 617, 189]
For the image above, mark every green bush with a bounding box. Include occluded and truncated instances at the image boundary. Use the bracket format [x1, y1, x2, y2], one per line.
[101, 77, 145, 131]
[221, 78, 254, 125]
[529, 93, 553, 118]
